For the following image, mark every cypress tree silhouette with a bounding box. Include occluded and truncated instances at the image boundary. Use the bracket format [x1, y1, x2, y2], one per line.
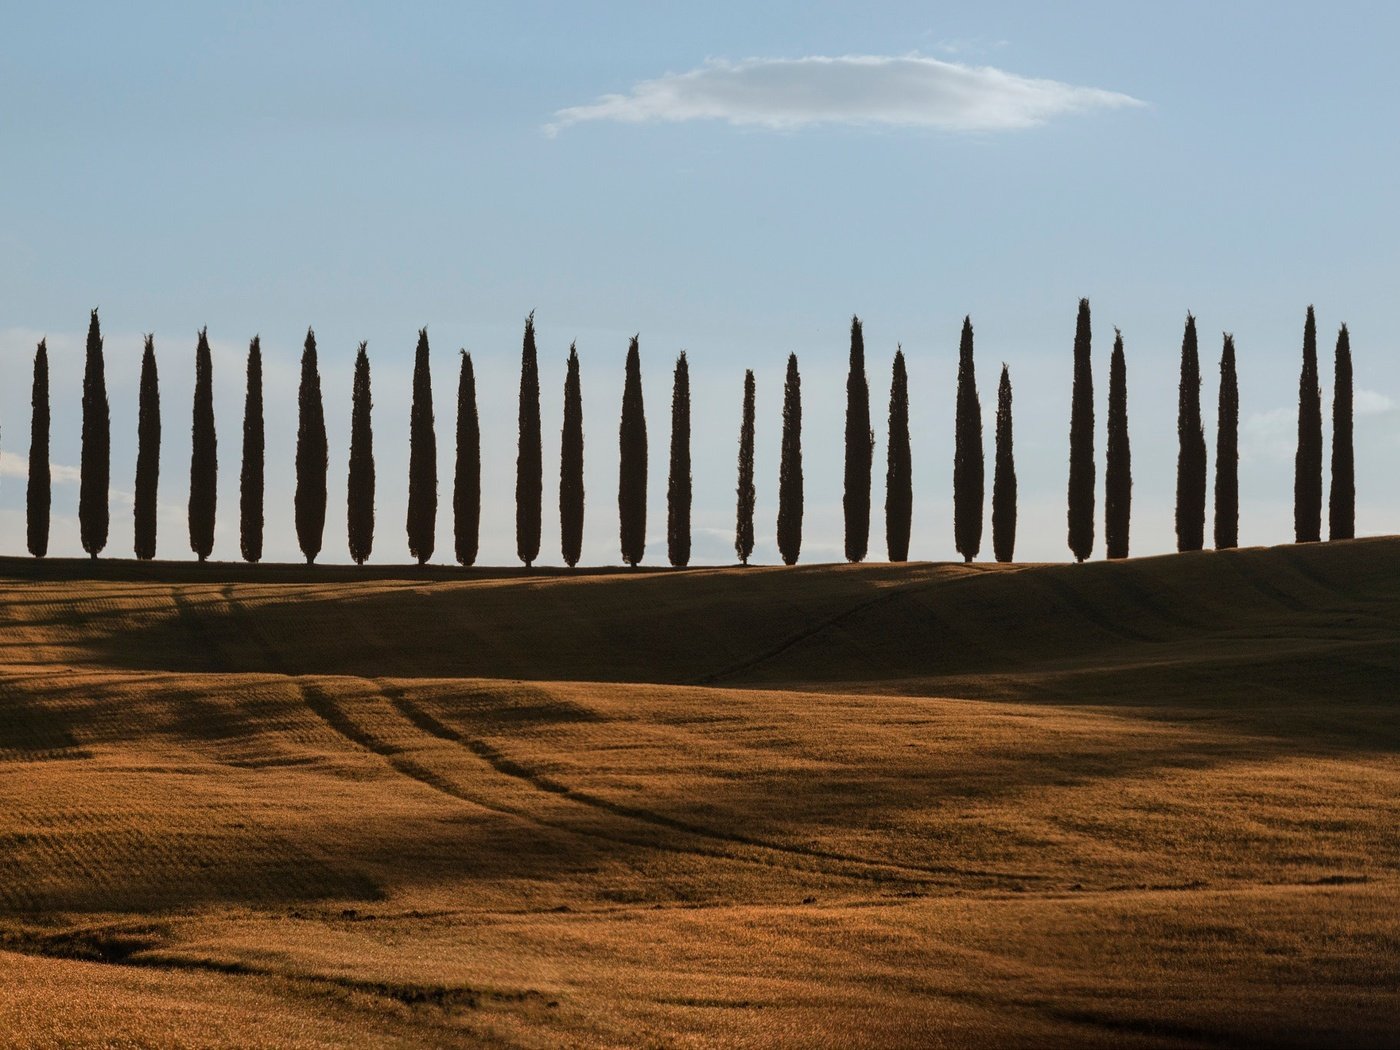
[885, 348, 911, 562]
[240, 337, 264, 564]
[188, 328, 217, 562]
[516, 313, 542, 567]
[667, 353, 691, 568]
[777, 353, 803, 566]
[1105, 329, 1131, 560]
[843, 316, 872, 563]
[1214, 334, 1239, 550]
[347, 342, 375, 565]
[79, 309, 110, 558]
[992, 364, 1017, 563]
[560, 342, 584, 568]
[1295, 306, 1323, 543]
[1175, 314, 1207, 553]
[295, 328, 328, 565]
[27, 340, 50, 558]
[953, 317, 984, 563]
[454, 351, 481, 567]
[618, 336, 648, 567]
[735, 370, 756, 565]
[134, 335, 160, 561]
[1329, 324, 1354, 541]
[407, 328, 437, 564]
[1067, 299, 1094, 563]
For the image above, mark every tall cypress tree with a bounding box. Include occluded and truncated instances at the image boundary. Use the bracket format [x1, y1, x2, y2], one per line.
[454, 351, 481, 567]
[560, 342, 584, 568]
[1105, 329, 1131, 560]
[240, 337, 264, 563]
[516, 312, 542, 567]
[777, 353, 803, 566]
[1295, 306, 1323, 543]
[618, 336, 648, 566]
[26, 339, 50, 558]
[347, 342, 375, 565]
[1329, 324, 1354, 541]
[188, 328, 217, 562]
[953, 316, 984, 563]
[843, 315, 872, 563]
[667, 352, 692, 568]
[134, 335, 160, 561]
[1214, 334, 1239, 550]
[295, 328, 328, 564]
[79, 308, 109, 558]
[1175, 314, 1207, 553]
[407, 328, 437, 564]
[885, 348, 911, 562]
[992, 364, 1017, 563]
[1067, 298, 1094, 563]
[735, 370, 756, 566]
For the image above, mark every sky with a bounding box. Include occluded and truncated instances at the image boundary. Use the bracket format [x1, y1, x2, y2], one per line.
[2, 1, 1398, 567]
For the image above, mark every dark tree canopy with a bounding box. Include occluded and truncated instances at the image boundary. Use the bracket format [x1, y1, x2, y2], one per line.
[1067, 298, 1095, 562]
[1214, 334, 1239, 550]
[188, 328, 218, 562]
[1175, 314, 1207, 553]
[240, 337, 264, 564]
[735, 370, 756, 565]
[1105, 329, 1131, 560]
[454, 351, 481, 567]
[517, 312, 543, 567]
[407, 328, 437, 564]
[1295, 306, 1323, 543]
[843, 315, 872, 563]
[777, 353, 803, 566]
[953, 316, 984, 563]
[1329, 324, 1354, 542]
[560, 342, 585, 568]
[27, 339, 50, 559]
[618, 336, 648, 566]
[295, 328, 328, 564]
[667, 352, 691, 568]
[992, 364, 1017, 564]
[885, 348, 911, 563]
[133, 336, 161, 561]
[347, 341, 375, 565]
[79, 308, 110, 558]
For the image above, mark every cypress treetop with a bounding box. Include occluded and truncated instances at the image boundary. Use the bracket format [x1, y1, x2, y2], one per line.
[27, 339, 51, 559]
[188, 328, 218, 562]
[560, 342, 585, 568]
[618, 336, 648, 567]
[735, 370, 756, 565]
[295, 328, 328, 564]
[454, 351, 481, 567]
[347, 341, 375, 565]
[1295, 306, 1323, 543]
[1329, 323, 1354, 541]
[240, 337, 264, 563]
[843, 316, 873, 564]
[1105, 329, 1131, 560]
[79, 308, 110, 558]
[1175, 314, 1207, 553]
[133, 335, 161, 561]
[1214, 334, 1239, 550]
[992, 364, 1017, 564]
[1067, 298, 1095, 563]
[667, 352, 692, 568]
[407, 327, 437, 564]
[885, 348, 911, 563]
[516, 312, 542, 568]
[953, 316, 984, 563]
[777, 352, 804, 567]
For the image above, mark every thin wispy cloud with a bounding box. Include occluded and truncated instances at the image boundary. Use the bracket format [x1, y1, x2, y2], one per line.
[546, 54, 1144, 136]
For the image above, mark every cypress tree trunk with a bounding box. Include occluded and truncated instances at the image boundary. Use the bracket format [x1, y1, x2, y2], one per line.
[1295, 306, 1323, 543]
[777, 353, 803, 566]
[516, 313, 542, 567]
[79, 308, 109, 558]
[992, 364, 1017, 563]
[134, 335, 161, 561]
[347, 342, 375, 565]
[735, 370, 756, 565]
[843, 316, 872, 563]
[1067, 299, 1094, 563]
[953, 316, 984, 563]
[667, 352, 691, 567]
[26, 339, 50, 559]
[618, 336, 648, 566]
[295, 328, 328, 564]
[454, 351, 481, 567]
[1329, 324, 1354, 541]
[188, 328, 217, 562]
[1105, 329, 1131, 560]
[1175, 314, 1207, 553]
[885, 348, 911, 562]
[240, 337, 264, 563]
[1214, 334, 1239, 550]
[560, 342, 584, 568]
[407, 328, 437, 564]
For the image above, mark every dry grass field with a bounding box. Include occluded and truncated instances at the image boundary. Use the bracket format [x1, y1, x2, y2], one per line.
[1, 540, 1398, 1047]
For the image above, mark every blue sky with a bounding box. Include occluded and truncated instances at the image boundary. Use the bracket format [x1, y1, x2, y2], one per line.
[2, 1, 1398, 565]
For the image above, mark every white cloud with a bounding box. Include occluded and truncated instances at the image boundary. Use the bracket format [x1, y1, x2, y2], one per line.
[0, 450, 82, 484]
[546, 54, 1143, 136]
[1355, 388, 1394, 416]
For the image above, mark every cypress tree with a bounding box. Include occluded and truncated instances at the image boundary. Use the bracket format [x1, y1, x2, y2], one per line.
[1295, 306, 1323, 543]
[407, 328, 437, 564]
[1105, 329, 1131, 560]
[26, 339, 50, 558]
[777, 353, 803, 566]
[1067, 298, 1094, 563]
[560, 342, 584, 568]
[239, 337, 264, 563]
[188, 328, 217, 562]
[735, 370, 756, 565]
[1175, 314, 1207, 553]
[992, 364, 1017, 563]
[134, 335, 160, 561]
[1214, 334, 1239, 550]
[516, 312, 542, 567]
[885, 348, 911, 562]
[295, 328, 328, 564]
[843, 315, 872, 563]
[1329, 324, 1354, 541]
[78, 308, 109, 558]
[454, 351, 481, 567]
[618, 336, 647, 566]
[953, 316, 984, 563]
[347, 342, 375, 565]
[667, 352, 691, 568]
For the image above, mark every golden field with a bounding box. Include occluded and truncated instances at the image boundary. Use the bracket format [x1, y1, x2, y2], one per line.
[0, 540, 1397, 1047]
